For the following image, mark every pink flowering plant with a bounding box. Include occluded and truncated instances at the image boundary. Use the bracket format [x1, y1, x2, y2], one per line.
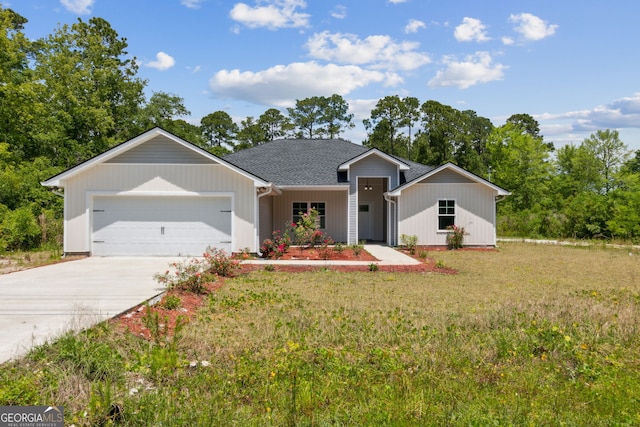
[318, 236, 335, 260]
[292, 208, 325, 248]
[260, 229, 292, 259]
[203, 247, 241, 277]
[154, 246, 239, 293]
[446, 225, 465, 250]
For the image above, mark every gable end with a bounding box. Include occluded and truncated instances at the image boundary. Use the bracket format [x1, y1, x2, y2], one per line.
[418, 168, 475, 184]
[106, 135, 217, 164]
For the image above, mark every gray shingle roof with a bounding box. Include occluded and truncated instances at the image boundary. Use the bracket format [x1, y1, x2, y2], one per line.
[223, 139, 435, 189]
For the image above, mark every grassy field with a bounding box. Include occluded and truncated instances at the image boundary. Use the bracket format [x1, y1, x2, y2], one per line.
[1, 242, 639, 425]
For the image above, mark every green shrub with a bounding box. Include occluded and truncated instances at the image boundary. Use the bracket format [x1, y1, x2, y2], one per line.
[203, 246, 240, 277]
[161, 294, 182, 310]
[369, 263, 379, 272]
[400, 234, 418, 254]
[154, 258, 215, 294]
[446, 225, 465, 249]
[350, 243, 364, 256]
[0, 206, 41, 251]
[154, 246, 239, 294]
[293, 208, 324, 247]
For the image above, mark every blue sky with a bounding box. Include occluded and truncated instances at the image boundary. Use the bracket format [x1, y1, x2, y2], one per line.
[7, 0, 640, 151]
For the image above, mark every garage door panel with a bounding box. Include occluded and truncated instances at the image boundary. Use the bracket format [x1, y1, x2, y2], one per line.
[92, 196, 232, 256]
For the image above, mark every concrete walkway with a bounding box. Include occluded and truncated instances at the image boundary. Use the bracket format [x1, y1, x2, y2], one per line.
[0, 257, 182, 363]
[245, 244, 420, 266]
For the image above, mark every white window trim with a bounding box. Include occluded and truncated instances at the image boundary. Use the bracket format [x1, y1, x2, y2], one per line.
[437, 198, 456, 232]
[292, 201, 327, 230]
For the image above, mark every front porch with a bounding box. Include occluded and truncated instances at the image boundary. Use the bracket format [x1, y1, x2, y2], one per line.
[257, 178, 393, 247]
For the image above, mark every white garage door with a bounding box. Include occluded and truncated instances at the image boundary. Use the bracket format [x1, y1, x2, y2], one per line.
[92, 196, 232, 256]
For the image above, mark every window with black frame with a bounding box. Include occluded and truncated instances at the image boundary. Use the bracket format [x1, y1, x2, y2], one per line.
[292, 202, 326, 229]
[438, 199, 455, 230]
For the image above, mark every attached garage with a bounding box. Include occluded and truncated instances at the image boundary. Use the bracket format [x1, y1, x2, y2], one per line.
[91, 195, 232, 256]
[42, 128, 271, 256]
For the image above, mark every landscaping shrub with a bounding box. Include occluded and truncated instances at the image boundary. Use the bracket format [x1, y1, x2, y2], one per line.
[161, 294, 182, 310]
[292, 208, 325, 247]
[400, 234, 418, 254]
[203, 247, 240, 277]
[261, 229, 291, 259]
[154, 258, 214, 294]
[446, 225, 465, 249]
[350, 243, 364, 256]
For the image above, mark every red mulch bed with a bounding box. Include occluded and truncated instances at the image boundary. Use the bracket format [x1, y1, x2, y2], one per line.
[112, 282, 223, 340]
[276, 247, 378, 261]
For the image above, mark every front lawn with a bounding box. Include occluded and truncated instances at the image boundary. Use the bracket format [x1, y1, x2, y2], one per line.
[1, 242, 639, 425]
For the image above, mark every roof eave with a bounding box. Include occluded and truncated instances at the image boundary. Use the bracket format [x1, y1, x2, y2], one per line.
[338, 148, 411, 171]
[389, 162, 511, 196]
[277, 185, 350, 191]
[41, 128, 270, 188]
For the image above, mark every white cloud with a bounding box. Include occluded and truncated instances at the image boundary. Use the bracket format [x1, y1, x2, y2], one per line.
[306, 31, 431, 71]
[331, 5, 347, 19]
[229, 0, 310, 30]
[537, 93, 640, 131]
[348, 98, 380, 121]
[388, 0, 408, 3]
[454, 17, 490, 42]
[405, 19, 426, 34]
[181, 0, 205, 9]
[428, 51, 506, 89]
[209, 61, 401, 106]
[502, 36, 514, 46]
[146, 52, 176, 71]
[509, 13, 558, 41]
[60, 0, 94, 14]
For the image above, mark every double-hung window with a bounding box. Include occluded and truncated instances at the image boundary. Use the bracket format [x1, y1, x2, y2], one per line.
[292, 202, 326, 229]
[438, 200, 455, 230]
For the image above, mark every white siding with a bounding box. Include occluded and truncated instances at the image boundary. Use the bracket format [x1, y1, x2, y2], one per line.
[398, 183, 496, 246]
[271, 190, 348, 243]
[62, 163, 257, 254]
[105, 135, 216, 164]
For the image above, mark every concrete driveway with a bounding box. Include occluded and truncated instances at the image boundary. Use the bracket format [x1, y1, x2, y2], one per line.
[0, 257, 183, 364]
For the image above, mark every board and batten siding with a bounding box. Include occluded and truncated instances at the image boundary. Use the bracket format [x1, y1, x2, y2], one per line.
[62, 163, 257, 253]
[271, 190, 348, 243]
[348, 156, 398, 244]
[398, 182, 496, 246]
[258, 195, 273, 244]
[105, 135, 217, 164]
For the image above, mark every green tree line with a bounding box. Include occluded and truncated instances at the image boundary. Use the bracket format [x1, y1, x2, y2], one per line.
[1, 7, 639, 251]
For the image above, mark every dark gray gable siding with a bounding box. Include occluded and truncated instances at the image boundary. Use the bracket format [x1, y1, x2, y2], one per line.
[106, 135, 217, 164]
